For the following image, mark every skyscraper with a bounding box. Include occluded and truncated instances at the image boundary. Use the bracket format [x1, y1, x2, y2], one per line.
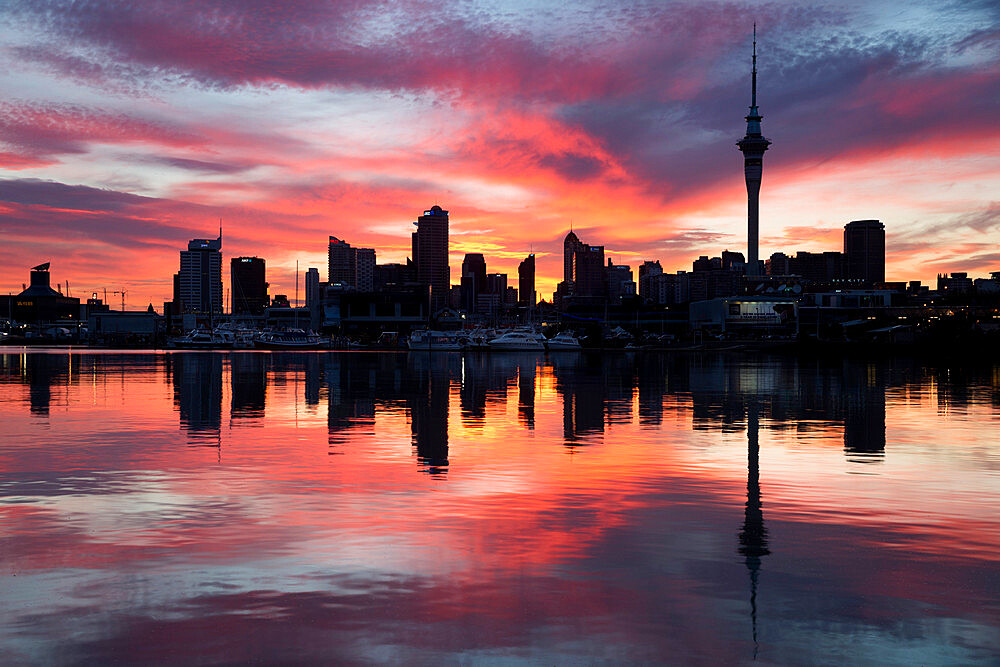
[411, 205, 450, 310]
[231, 257, 267, 315]
[461, 253, 487, 312]
[328, 236, 355, 286]
[843, 220, 885, 283]
[736, 25, 771, 277]
[518, 253, 535, 307]
[572, 243, 606, 297]
[355, 248, 376, 292]
[179, 232, 222, 314]
[563, 230, 583, 285]
[304, 267, 319, 306]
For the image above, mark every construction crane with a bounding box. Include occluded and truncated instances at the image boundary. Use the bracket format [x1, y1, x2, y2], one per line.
[109, 290, 127, 312]
[96, 288, 128, 311]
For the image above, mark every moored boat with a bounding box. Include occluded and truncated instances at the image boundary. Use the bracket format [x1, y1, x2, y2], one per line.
[253, 328, 327, 350]
[407, 330, 463, 351]
[545, 331, 582, 350]
[488, 330, 545, 351]
[168, 329, 232, 349]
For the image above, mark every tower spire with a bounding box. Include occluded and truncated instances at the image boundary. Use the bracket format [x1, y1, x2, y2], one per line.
[751, 22, 757, 110]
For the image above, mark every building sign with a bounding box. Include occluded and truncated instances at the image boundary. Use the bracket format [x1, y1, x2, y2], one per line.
[726, 300, 794, 323]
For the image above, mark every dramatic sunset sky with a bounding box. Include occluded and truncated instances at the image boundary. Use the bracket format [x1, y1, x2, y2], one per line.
[1, 1, 998, 307]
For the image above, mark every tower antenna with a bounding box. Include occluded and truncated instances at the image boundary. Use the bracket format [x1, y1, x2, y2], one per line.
[752, 23, 757, 109]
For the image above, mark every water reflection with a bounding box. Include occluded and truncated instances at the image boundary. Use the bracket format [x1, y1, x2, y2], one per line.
[1, 350, 999, 663]
[168, 353, 223, 442]
[739, 399, 769, 656]
[3, 352, 999, 467]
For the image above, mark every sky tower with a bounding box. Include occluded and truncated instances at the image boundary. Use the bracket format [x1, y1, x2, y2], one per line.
[737, 25, 771, 277]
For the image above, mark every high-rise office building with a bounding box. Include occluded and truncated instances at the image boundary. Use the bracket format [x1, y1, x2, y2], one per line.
[564, 230, 583, 285]
[638, 260, 662, 302]
[572, 243, 606, 297]
[843, 219, 885, 283]
[518, 253, 535, 307]
[606, 260, 635, 303]
[355, 248, 376, 292]
[461, 253, 487, 312]
[328, 237, 355, 286]
[305, 267, 320, 306]
[179, 233, 222, 314]
[231, 257, 267, 315]
[411, 205, 450, 310]
[736, 26, 771, 277]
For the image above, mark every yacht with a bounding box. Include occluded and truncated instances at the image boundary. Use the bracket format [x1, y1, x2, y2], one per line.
[463, 328, 495, 350]
[407, 330, 463, 351]
[253, 328, 326, 350]
[545, 331, 582, 350]
[488, 330, 546, 351]
[168, 329, 232, 349]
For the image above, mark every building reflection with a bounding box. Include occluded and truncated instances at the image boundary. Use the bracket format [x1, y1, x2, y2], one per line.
[230, 353, 267, 423]
[554, 354, 607, 446]
[167, 353, 222, 446]
[9, 350, 1000, 476]
[407, 354, 453, 475]
[518, 358, 536, 430]
[459, 353, 522, 428]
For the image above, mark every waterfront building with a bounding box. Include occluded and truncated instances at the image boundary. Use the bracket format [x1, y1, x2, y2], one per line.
[1, 263, 80, 324]
[411, 206, 450, 310]
[518, 253, 535, 307]
[231, 257, 267, 315]
[844, 220, 885, 283]
[736, 26, 771, 277]
[179, 233, 223, 314]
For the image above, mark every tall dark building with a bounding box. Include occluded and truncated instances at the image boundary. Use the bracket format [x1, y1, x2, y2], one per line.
[638, 260, 663, 302]
[231, 257, 267, 315]
[305, 267, 320, 306]
[411, 205, 450, 310]
[461, 253, 487, 312]
[179, 233, 223, 314]
[518, 253, 535, 307]
[572, 243, 606, 297]
[790, 251, 844, 283]
[736, 26, 771, 277]
[355, 248, 376, 292]
[328, 236, 355, 286]
[563, 230, 583, 285]
[844, 219, 885, 283]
